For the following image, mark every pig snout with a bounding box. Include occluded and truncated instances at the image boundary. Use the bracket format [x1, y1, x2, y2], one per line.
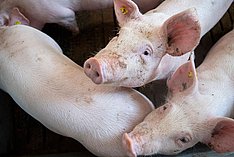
[84, 57, 104, 84]
[122, 133, 140, 157]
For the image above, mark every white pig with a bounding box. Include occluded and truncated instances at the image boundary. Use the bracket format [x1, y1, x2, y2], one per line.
[0, 25, 154, 157]
[84, 0, 232, 87]
[122, 29, 234, 157]
[0, 0, 163, 32]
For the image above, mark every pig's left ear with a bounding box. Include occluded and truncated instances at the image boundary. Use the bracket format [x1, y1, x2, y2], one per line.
[205, 117, 234, 153]
[164, 8, 201, 56]
[114, 0, 142, 27]
[8, 7, 30, 26]
[167, 54, 198, 95]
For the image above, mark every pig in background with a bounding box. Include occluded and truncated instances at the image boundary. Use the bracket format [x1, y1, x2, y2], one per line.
[122, 29, 234, 157]
[0, 0, 164, 33]
[0, 25, 155, 157]
[84, 0, 233, 87]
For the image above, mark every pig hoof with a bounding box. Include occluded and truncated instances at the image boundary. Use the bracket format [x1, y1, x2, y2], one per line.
[122, 133, 137, 157]
[84, 58, 103, 84]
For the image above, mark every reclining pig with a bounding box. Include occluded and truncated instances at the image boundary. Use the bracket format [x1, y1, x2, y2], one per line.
[84, 0, 232, 87]
[122, 29, 234, 157]
[0, 25, 154, 157]
[0, 0, 163, 32]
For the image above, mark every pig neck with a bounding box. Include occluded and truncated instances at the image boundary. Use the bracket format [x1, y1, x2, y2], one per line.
[147, 0, 232, 37]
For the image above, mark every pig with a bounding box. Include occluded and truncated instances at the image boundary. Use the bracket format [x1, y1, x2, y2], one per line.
[0, 0, 163, 33]
[122, 29, 234, 157]
[0, 25, 154, 157]
[84, 0, 233, 87]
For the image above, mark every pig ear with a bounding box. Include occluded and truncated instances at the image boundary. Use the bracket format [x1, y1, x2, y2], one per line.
[164, 8, 201, 56]
[114, 0, 142, 27]
[8, 7, 29, 26]
[167, 53, 198, 95]
[205, 117, 234, 153]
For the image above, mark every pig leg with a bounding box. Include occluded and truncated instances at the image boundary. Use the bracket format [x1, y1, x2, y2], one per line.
[55, 8, 79, 33]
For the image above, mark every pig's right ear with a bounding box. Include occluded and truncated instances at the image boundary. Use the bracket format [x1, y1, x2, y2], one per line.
[114, 0, 142, 27]
[8, 7, 29, 26]
[164, 8, 201, 56]
[167, 54, 198, 95]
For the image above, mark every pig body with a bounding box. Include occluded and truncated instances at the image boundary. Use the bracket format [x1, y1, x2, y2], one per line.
[84, 0, 232, 87]
[0, 25, 154, 157]
[0, 0, 163, 32]
[123, 29, 234, 156]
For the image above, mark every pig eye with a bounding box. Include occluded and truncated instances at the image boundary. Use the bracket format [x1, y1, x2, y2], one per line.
[143, 50, 149, 56]
[176, 134, 192, 147]
[179, 137, 190, 143]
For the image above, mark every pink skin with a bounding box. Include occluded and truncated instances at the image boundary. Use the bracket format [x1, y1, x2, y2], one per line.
[0, 25, 154, 157]
[122, 29, 234, 156]
[0, 0, 163, 32]
[84, 0, 232, 87]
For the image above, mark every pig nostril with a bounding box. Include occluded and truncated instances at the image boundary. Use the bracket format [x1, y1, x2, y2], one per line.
[86, 63, 91, 69]
[95, 71, 100, 77]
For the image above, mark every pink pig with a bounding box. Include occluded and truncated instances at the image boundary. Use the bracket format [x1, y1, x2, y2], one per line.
[0, 0, 163, 32]
[122, 29, 234, 157]
[84, 0, 232, 87]
[0, 25, 154, 157]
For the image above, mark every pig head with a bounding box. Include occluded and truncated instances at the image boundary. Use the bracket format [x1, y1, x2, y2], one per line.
[84, 0, 201, 87]
[122, 58, 234, 156]
[0, 7, 29, 26]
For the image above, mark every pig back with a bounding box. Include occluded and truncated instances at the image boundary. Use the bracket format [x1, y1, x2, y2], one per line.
[198, 29, 234, 79]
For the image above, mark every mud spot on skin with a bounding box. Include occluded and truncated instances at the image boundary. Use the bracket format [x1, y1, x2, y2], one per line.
[83, 96, 93, 104]
[119, 61, 127, 69]
[146, 31, 152, 38]
[211, 0, 215, 5]
[36, 57, 42, 62]
[182, 82, 187, 90]
[157, 44, 163, 49]
[208, 142, 214, 149]
[139, 56, 146, 65]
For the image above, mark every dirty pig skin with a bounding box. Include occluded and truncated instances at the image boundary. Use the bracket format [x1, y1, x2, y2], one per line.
[123, 29, 234, 157]
[0, 25, 154, 157]
[84, 0, 232, 87]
